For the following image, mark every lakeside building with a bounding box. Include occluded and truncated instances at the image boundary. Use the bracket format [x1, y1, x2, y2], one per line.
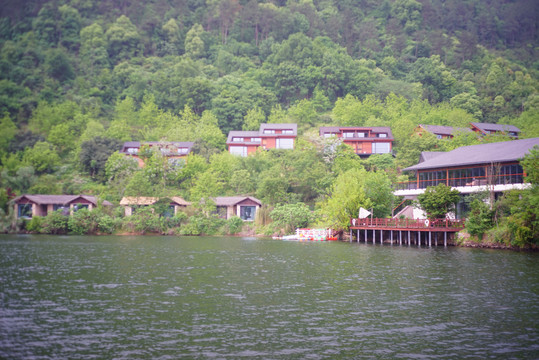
[319, 126, 394, 157]
[415, 122, 520, 140]
[13, 195, 112, 219]
[120, 141, 194, 167]
[393, 137, 539, 218]
[120, 197, 191, 217]
[227, 123, 297, 157]
[212, 196, 261, 221]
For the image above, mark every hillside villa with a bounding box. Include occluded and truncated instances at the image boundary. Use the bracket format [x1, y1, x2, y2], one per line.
[319, 126, 394, 157]
[227, 123, 297, 157]
[120, 141, 194, 167]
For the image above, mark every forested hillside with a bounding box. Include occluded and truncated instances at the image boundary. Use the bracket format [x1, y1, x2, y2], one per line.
[0, 0, 538, 237]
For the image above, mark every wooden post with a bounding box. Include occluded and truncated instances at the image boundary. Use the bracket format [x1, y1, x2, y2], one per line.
[357, 229, 359, 243]
[418, 231, 421, 247]
[380, 229, 383, 244]
[365, 229, 367, 243]
[435, 232, 438, 246]
[391, 230, 393, 245]
[408, 231, 411, 245]
[428, 231, 432, 247]
[399, 231, 402, 245]
[350, 229, 352, 242]
[373, 229, 375, 244]
[444, 232, 447, 247]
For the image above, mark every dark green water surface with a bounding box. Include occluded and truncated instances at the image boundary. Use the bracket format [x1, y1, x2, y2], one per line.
[1, 235, 538, 359]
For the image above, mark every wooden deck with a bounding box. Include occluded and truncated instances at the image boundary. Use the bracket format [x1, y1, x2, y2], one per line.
[350, 218, 465, 232]
[349, 218, 466, 247]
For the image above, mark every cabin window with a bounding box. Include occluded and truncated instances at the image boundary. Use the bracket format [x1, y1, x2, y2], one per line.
[323, 133, 336, 138]
[343, 132, 355, 138]
[251, 138, 261, 143]
[230, 146, 248, 157]
[378, 133, 387, 138]
[276, 138, 294, 149]
[263, 129, 275, 134]
[73, 204, 89, 212]
[357, 132, 365, 138]
[18, 204, 32, 218]
[437, 134, 443, 139]
[282, 129, 294, 134]
[178, 148, 188, 154]
[240, 206, 256, 221]
[127, 148, 138, 154]
[232, 137, 244, 142]
[372, 142, 390, 154]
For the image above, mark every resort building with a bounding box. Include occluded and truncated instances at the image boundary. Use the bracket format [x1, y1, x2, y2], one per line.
[120, 197, 191, 217]
[13, 195, 112, 219]
[212, 196, 262, 221]
[120, 141, 194, 167]
[227, 123, 297, 157]
[415, 124, 472, 139]
[394, 137, 538, 197]
[319, 126, 394, 157]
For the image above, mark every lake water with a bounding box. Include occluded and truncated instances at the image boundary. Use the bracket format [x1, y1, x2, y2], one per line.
[1, 235, 538, 359]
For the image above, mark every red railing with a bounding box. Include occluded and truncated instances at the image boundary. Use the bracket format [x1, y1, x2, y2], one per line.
[350, 218, 466, 229]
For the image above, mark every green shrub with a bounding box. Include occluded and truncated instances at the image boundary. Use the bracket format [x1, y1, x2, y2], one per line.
[41, 210, 69, 234]
[68, 208, 96, 235]
[123, 207, 162, 234]
[26, 216, 43, 233]
[227, 216, 244, 235]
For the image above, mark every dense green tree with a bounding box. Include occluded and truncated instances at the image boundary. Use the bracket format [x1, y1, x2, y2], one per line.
[270, 202, 315, 234]
[79, 137, 122, 181]
[417, 184, 461, 220]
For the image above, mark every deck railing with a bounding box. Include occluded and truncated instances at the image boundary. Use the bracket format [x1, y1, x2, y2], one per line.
[394, 173, 525, 191]
[350, 217, 466, 229]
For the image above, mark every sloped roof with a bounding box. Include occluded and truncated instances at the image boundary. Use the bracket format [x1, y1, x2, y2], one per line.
[213, 196, 262, 206]
[471, 122, 520, 134]
[404, 138, 539, 171]
[120, 196, 190, 206]
[227, 130, 261, 143]
[13, 195, 111, 206]
[260, 123, 297, 134]
[319, 126, 394, 139]
[419, 151, 444, 163]
[420, 125, 472, 136]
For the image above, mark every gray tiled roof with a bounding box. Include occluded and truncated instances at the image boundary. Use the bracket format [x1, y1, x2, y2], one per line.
[471, 122, 521, 134]
[226, 130, 261, 143]
[420, 125, 472, 136]
[319, 126, 394, 139]
[260, 123, 297, 134]
[213, 196, 262, 206]
[404, 138, 539, 171]
[419, 151, 444, 163]
[13, 195, 112, 206]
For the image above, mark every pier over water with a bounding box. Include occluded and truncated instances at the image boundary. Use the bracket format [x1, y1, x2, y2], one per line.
[349, 218, 465, 247]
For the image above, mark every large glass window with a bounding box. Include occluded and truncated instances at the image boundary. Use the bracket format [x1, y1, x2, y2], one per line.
[240, 206, 256, 221]
[232, 137, 244, 142]
[263, 129, 275, 134]
[372, 142, 390, 154]
[343, 132, 355, 138]
[230, 146, 247, 157]
[251, 138, 261, 143]
[276, 138, 294, 149]
[18, 204, 32, 218]
[282, 130, 294, 134]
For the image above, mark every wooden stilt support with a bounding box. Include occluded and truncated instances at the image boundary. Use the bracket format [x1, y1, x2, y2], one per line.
[444, 232, 447, 247]
[408, 231, 411, 245]
[373, 229, 375, 244]
[350, 229, 352, 242]
[428, 231, 432, 247]
[357, 229, 359, 243]
[380, 229, 383, 244]
[435, 232, 438, 246]
[418, 231, 421, 247]
[391, 230, 393, 245]
[365, 229, 367, 243]
[399, 231, 402, 245]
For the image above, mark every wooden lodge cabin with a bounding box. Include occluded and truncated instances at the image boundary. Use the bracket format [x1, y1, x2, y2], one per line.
[120, 141, 194, 167]
[415, 124, 472, 139]
[120, 197, 191, 217]
[13, 194, 112, 218]
[212, 196, 262, 221]
[227, 123, 297, 157]
[415, 122, 521, 140]
[319, 126, 393, 157]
